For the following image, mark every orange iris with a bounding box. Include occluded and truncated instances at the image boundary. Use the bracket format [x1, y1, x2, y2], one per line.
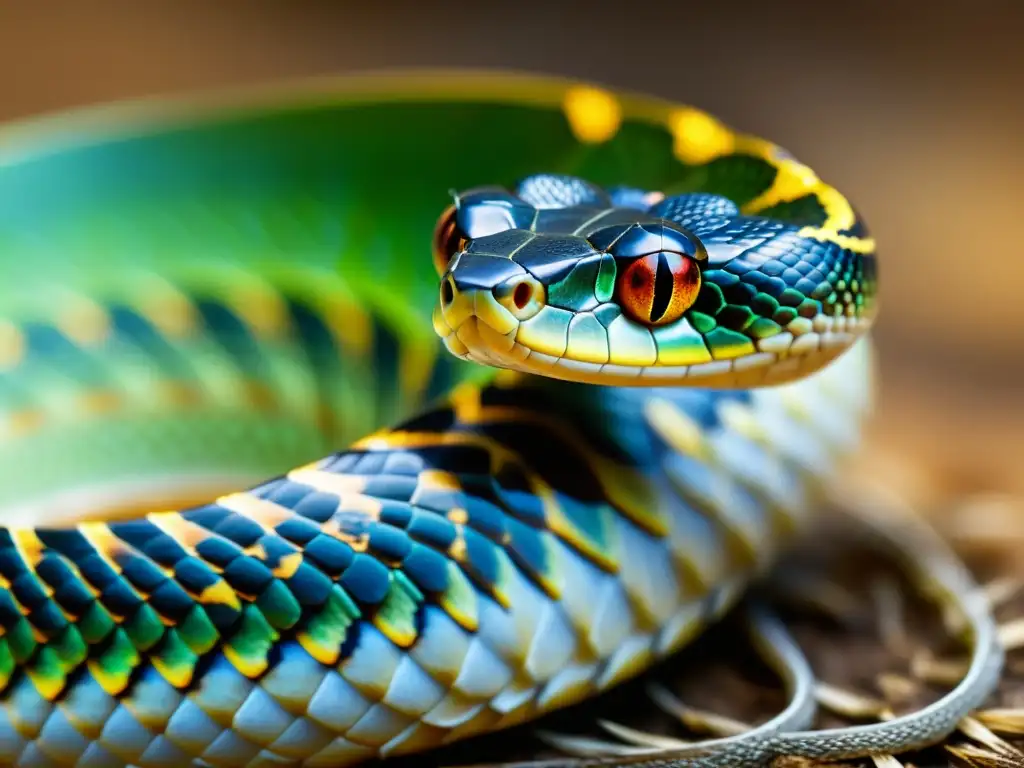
[616, 252, 701, 326]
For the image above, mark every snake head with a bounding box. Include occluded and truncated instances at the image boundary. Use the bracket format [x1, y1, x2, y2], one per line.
[433, 174, 876, 388]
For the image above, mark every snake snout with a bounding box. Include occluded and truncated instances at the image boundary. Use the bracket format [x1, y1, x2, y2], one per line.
[493, 274, 544, 321]
[441, 255, 545, 328]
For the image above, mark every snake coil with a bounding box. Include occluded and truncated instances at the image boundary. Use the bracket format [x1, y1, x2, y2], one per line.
[0, 72, 1000, 768]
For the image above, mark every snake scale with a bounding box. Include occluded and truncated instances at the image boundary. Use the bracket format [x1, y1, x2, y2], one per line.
[0, 71, 1002, 767]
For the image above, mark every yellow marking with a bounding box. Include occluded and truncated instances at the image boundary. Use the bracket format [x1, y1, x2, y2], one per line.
[717, 400, 768, 445]
[352, 428, 635, 568]
[798, 226, 876, 254]
[27, 662, 65, 701]
[447, 507, 469, 525]
[451, 402, 667, 539]
[322, 524, 371, 553]
[448, 532, 468, 562]
[0, 320, 24, 370]
[223, 646, 270, 679]
[811, 183, 857, 232]
[139, 285, 198, 339]
[242, 381, 277, 411]
[666, 549, 712, 598]
[664, 103, 873, 253]
[11, 528, 45, 570]
[668, 107, 735, 164]
[152, 653, 195, 689]
[537, 488, 616, 578]
[582, 456, 665, 539]
[494, 369, 524, 388]
[138, 516, 246, 611]
[298, 633, 340, 665]
[226, 282, 289, 341]
[398, 338, 439, 406]
[493, 691, 538, 730]
[148, 512, 217, 558]
[418, 470, 462, 492]
[6, 408, 44, 437]
[77, 522, 130, 575]
[562, 85, 622, 144]
[441, 561, 479, 633]
[292, 458, 327, 474]
[287, 471, 381, 532]
[449, 382, 483, 422]
[244, 542, 267, 560]
[644, 398, 711, 460]
[215, 493, 348, 564]
[272, 552, 303, 579]
[734, 143, 873, 252]
[225, 476, 376, 551]
[77, 390, 123, 416]
[288, 467, 366, 495]
[197, 580, 242, 611]
[373, 620, 418, 650]
[217, 492, 296, 529]
[742, 153, 820, 212]
[88, 658, 135, 696]
[323, 297, 373, 359]
[58, 296, 111, 347]
[156, 380, 204, 407]
[487, 555, 513, 611]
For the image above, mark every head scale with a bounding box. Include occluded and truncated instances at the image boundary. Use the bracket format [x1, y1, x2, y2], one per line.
[432, 174, 876, 388]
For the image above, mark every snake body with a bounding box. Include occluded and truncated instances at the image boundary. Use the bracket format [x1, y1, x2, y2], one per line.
[0, 71, 995, 768]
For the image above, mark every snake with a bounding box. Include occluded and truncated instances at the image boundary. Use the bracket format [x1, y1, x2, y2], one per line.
[0, 70, 1002, 768]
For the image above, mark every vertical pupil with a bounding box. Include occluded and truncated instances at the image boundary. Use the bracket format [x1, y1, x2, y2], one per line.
[650, 253, 675, 322]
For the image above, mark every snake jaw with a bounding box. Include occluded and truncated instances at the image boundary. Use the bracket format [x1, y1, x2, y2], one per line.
[438, 294, 869, 388]
[435, 283, 527, 366]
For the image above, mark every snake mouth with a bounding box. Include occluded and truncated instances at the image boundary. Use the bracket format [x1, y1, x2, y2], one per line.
[435, 288, 873, 388]
[432, 288, 681, 384]
[433, 286, 524, 365]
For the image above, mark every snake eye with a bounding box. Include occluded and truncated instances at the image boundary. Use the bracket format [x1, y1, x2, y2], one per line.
[433, 204, 468, 275]
[616, 252, 701, 326]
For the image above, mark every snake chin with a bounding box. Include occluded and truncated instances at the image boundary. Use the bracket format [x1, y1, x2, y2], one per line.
[435, 288, 872, 388]
[440, 314, 521, 368]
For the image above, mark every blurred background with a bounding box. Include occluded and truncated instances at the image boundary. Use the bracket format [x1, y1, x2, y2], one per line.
[1, 0, 1021, 501]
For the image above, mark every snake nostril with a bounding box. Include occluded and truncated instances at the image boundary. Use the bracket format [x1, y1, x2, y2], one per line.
[496, 275, 544, 320]
[441, 277, 455, 307]
[512, 281, 532, 311]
